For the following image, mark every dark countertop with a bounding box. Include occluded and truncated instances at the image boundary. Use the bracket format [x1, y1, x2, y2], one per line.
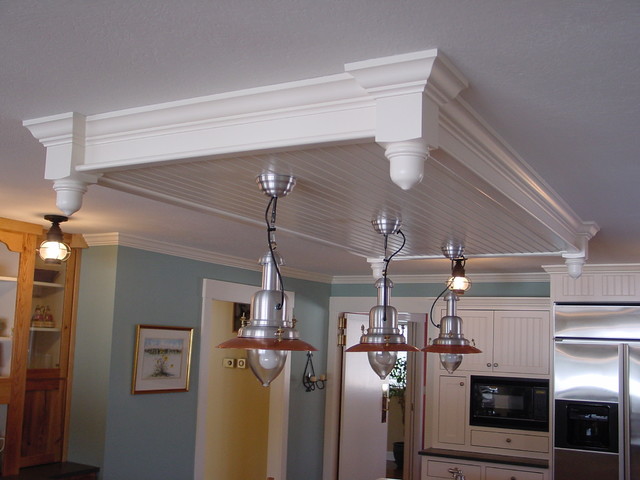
[0, 462, 99, 479]
[419, 448, 549, 469]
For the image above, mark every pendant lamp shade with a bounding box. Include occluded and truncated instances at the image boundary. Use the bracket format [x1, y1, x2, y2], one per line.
[423, 291, 481, 373]
[346, 215, 419, 379]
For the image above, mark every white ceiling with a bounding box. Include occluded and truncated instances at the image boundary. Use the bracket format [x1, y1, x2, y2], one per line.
[1, 1, 639, 279]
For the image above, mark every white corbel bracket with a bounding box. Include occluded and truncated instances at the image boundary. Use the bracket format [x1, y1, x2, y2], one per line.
[367, 258, 386, 280]
[23, 112, 101, 216]
[561, 221, 600, 279]
[346, 49, 468, 190]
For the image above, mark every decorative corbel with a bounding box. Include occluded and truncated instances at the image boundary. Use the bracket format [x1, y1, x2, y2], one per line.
[561, 221, 600, 279]
[367, 258, 386, 280]
[346, 50, 468, 190]
[23, 112, 101, 216]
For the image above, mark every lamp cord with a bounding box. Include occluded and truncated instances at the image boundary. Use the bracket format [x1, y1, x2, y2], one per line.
[381, 230, 406, 322]
[265, 196, 285, 311]
[428, 283, 451, 328]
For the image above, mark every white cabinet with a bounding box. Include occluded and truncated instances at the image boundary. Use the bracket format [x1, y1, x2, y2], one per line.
[437, 376, 467, 445]
[421, 456, 548, 480]
[453, 310, 550, 375]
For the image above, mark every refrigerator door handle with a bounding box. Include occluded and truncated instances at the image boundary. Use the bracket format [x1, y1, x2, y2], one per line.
[622, 344, 629, 480]
[627, 343, 640, 480]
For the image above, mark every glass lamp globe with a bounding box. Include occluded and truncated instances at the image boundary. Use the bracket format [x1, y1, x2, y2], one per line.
[367, 350, 398, 379]
[440, 353, 463, 374]
[247, 349, 288, 387]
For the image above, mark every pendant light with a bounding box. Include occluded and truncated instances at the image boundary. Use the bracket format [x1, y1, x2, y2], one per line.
[217, 173, 316, 386]
[345, 215, 419, 379]
[423, 244, 481, 373]
[38, 215, 71, 264]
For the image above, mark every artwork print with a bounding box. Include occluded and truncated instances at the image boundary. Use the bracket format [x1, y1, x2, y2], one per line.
[132, 325, 193, 394]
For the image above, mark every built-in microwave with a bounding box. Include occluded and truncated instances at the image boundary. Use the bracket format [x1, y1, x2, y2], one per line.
[470, 376, 549, 431]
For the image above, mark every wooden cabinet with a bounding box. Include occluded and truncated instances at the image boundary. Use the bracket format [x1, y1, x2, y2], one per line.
[451, 310, 550, 375]
[421, 456, 548, 480]
[0, 218, 84, 476]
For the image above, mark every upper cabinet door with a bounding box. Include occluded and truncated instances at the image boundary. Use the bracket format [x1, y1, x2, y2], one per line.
[451, 309, 493, 373]
[493, 311, 550, 375]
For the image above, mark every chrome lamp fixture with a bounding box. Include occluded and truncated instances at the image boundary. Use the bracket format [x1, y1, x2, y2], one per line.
[345, 215, 419, 379]
[423, 245, 480, 373]
[217, 173, 316, 386]
[38, 215, 71, 264]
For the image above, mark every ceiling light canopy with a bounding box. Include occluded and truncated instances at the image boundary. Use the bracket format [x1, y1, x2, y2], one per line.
[38, 214, 71, 264]
[217, 173, 316, 386]
[346, 214, 419, 379]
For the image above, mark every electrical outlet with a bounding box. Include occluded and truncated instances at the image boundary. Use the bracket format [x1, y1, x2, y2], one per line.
[237, 358, 247, 369]
[223, 358, 236, 368]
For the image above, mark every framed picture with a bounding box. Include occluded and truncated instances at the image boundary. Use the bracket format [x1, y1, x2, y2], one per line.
[132, 325, 194, 394]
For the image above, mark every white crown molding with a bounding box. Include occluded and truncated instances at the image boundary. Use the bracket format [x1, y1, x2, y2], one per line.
[543, 263, 640, 275]
[332, 272, 549, 285]
[438, 98, 599, 253]
[83, 232, 333, 284]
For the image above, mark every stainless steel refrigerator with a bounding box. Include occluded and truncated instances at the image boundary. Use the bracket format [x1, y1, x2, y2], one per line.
[554, 304, 640, 480]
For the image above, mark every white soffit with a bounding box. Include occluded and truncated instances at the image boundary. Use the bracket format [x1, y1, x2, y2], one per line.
[24, 50, 598, 269]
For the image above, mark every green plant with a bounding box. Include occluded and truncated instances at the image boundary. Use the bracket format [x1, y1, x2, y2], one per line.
[389, 356, 407, 420]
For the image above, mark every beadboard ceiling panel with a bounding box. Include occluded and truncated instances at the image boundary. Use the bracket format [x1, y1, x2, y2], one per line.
[99, 142, 565, 262]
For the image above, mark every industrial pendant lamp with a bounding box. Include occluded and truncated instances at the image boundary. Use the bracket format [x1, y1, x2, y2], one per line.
[217, 173, 316, 386]
[345, 215, 419, 379]
[38, 214, 71, 264]
[423, 244, 480, 373]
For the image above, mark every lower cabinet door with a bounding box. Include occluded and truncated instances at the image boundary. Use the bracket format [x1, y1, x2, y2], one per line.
[424, 459, 481, 480]
[20, 376, 65, 467]
[485, 466, 544, 480]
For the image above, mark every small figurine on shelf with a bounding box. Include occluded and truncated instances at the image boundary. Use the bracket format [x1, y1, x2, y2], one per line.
[31, 305, 55, 328]
[31, 305, 43, 325]
[43, 305, 54, 327]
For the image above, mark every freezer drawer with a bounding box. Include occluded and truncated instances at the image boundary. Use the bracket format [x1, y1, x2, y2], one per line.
[554, 448, 618, 480]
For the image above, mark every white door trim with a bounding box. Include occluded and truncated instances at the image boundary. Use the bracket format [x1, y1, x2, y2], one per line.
[194, 278, 293, 480]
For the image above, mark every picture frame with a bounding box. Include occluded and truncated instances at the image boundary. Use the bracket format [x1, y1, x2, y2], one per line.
[131, 324, 194, 394]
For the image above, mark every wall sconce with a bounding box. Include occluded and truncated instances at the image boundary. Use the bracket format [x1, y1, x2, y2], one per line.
[302, 352, 326, 392]
[38, 215, 71, 264]
[217, 173, 317, 386]
[346, 215, 419, 379]
[423, 244, 480, 373]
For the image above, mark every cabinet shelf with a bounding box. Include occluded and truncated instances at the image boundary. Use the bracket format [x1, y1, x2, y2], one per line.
[29, 327, 61, 333]
[33, 281, 65, 289]
[0, 276, 17, 283]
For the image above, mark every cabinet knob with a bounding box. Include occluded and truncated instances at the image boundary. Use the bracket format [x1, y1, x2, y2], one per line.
[506, 437, 512, 443]
[493, 363, 499, 368]
[511, 477, 516, 480]
[459, 382, 464, 386]
[487, 363, 492, 367]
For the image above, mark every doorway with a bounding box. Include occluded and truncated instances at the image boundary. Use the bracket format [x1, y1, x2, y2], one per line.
[194, 279, 292, 480]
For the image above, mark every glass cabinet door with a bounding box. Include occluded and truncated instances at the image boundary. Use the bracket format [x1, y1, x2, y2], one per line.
[28, 254, 67, 370]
